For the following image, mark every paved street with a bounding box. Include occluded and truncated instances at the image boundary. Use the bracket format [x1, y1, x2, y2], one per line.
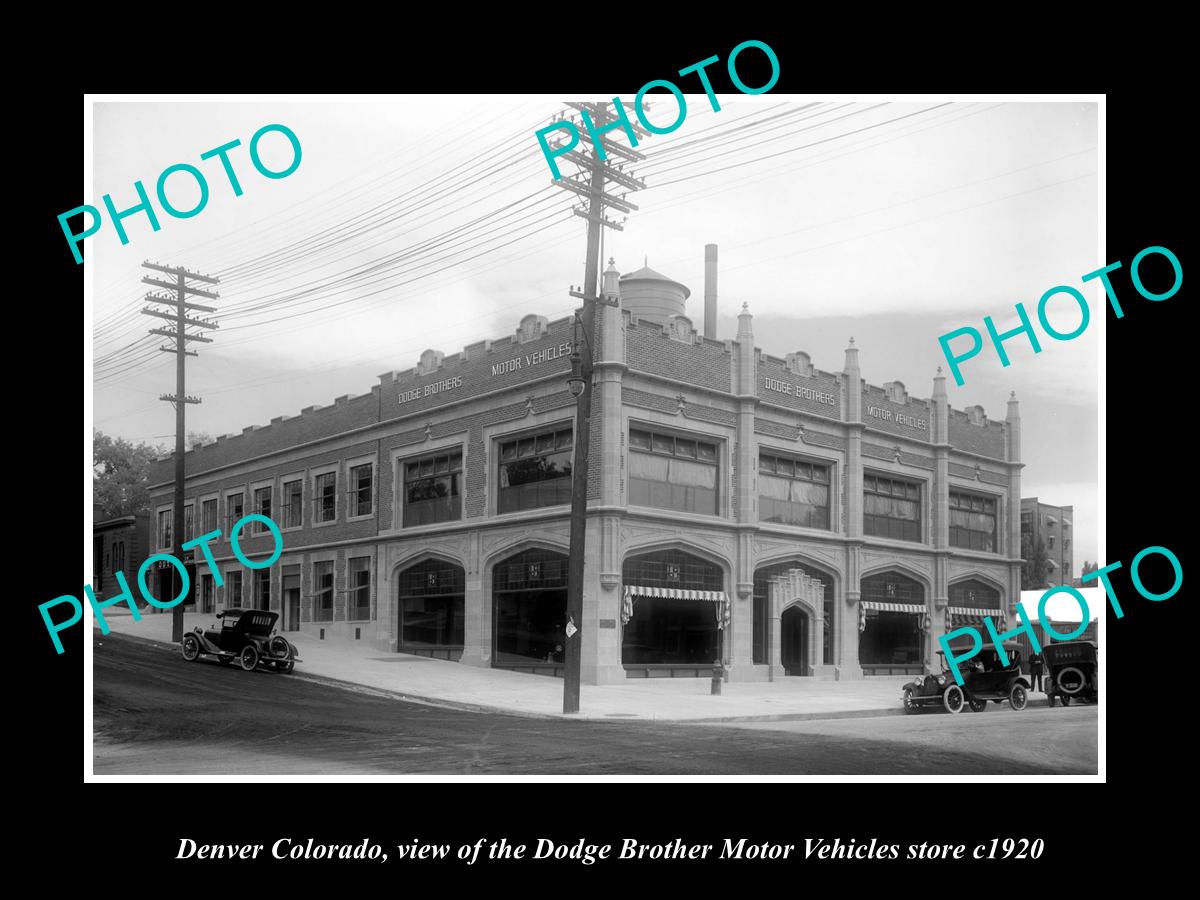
[93, 634, 1097, 775]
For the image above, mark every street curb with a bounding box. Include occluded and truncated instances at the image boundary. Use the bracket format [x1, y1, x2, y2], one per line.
[94, 627, 1053, 725]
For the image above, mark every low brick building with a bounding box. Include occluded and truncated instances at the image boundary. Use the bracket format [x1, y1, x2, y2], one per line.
[93, 513, 150, 605]
[148, 253, 1025, 683]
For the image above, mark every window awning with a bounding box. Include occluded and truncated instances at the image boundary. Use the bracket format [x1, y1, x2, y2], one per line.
[1046, 516, 1057, 525]
[1062, 518, 1072, 528]
[860, 601, 926, 614]
[947, 606, 1006, 629]
[622, 585, 730, 629]
[1047, 559, 1058, 570]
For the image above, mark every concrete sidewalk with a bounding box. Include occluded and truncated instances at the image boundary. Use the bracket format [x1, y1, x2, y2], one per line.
[95, 611, 1042, 722]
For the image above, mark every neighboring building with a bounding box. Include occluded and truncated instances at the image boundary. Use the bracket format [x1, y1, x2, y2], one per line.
[147, 251, 1025, 683]
[92, 513, 150, 605]
[1020, 498, 1074, 586]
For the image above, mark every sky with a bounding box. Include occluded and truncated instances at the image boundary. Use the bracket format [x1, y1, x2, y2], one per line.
[89, 97, 1100, 571]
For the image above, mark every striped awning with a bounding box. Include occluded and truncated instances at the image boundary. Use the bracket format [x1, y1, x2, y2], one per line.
[859, 601, 929, 634]
[947, 606, 1006, 629]
[861, 601, 926, 614]
[622, 585, 730, 630]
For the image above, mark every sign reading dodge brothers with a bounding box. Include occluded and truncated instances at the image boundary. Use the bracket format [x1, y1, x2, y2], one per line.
[762, 377, 836, 407]
[397, 341, 575, 407]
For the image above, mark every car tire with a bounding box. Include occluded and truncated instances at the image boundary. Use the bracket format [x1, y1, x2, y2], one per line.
[181, 634, 200, 662]
[1009, 683, 1029, 711]
[903, 687, 919, 714]
[239, 645, 260, 672]
[968, 697, 987, 713]
[1057, 666, 1085, 695]
[269, 635, 290, 658]
[279, 660, 295, 675]
[943, 685, 964, 715]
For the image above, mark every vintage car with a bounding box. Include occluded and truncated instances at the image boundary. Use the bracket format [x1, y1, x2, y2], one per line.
[1043, 640, 1098, 706]
[902, 639, 1030, 714]
[180, 608, 301, 673]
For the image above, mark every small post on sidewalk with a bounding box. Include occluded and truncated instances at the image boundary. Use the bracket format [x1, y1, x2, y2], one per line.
[711, 658, 724, 695]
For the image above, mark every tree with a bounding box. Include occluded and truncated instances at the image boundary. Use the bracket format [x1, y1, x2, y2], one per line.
[93, 430, 161, 519]
[1082, 560, 1098, 577]
[1021, 532, 1051, 591]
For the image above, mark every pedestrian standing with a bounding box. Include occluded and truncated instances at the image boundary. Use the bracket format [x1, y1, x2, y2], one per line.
[1029, 651, 1045, 692]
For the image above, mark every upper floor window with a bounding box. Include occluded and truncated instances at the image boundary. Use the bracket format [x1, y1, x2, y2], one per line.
[314, 472, 337, 523]
[183, 504, 194, 541]
[1048, 533, 1056, 549]
[281, 479, 303, 528]
[157, 509, 172, 549]
[950, 491, 997, 553]
[628, 428, 719, 516]
[226, 492, 244, 529]
[201, 498, 218, 533]
[349, 463, 374, 518]
[863, 474, 922, 543]
[498, 427, 573, 514]
[253, 486, 272, 532]
[404, 450, 463, 527]
[759, 453, 831, 529]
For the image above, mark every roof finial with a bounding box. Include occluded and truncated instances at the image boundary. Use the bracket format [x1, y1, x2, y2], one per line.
[849, 336, 856, 347]
[937, 365, 943, 375]
[1010, 390, 1017, 399]
[608, 256, 615, 266]
[741, 301, 749, 312]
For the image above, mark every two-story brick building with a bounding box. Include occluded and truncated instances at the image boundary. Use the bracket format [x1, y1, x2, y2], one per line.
[148, 249, 1024, 683]
[1021, 497, 1074, 586]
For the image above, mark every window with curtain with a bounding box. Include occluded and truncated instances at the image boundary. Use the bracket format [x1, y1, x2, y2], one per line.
[497, 428, 573, 514]
[759, 453, 831, 529]
[949, 491, 998, 552]
[281, 480, 303, 528]
[201, 498, 218, 532]
[349, 463, 373, 517]
[404, 449, 463, 526]
[157, 509, 172, 549]
[627, 428, 719, 516]
[314, 472, 337, 522]
[226, 492, 244, 529]
[863, 474, 922, 543]
[252, 487, 271, 532]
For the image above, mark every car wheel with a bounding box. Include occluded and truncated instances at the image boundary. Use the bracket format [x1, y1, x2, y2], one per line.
[181, 635, 200, 662]
[1057, 666, 1085, 696]
[239, 645, 260, 672]
[968, 697, 987, 713]
[1009, 683, 1029, 711]
[943, 685, 964, 715]
[269, 635, 291, 658]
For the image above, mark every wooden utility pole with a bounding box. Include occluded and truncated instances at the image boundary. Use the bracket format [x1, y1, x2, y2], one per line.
[550, 102, 646, 713]
[140, 261, 220, 642]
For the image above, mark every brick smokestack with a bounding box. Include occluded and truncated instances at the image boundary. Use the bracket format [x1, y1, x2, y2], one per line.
[704, 243, 718, 340]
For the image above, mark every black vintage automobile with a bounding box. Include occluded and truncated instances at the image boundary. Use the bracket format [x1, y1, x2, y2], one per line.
[180, 608, 301, 673]
[1043, 640, 1098, 706]
[902, 639, 1031, 714]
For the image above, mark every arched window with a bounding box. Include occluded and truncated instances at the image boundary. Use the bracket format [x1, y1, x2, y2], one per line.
[399, 559, 465, 661]
[622, 550, 723, 669]
[860, 571, 926, 671]
[493, 549, 569, 672]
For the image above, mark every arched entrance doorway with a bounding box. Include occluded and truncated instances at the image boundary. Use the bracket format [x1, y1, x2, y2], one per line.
[492, 548, 569, 676]
[781, 606, 809, 675]
[621, 549, 727, 677]
[398, 559, 465, 661]
[753, 560, 835, 666]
